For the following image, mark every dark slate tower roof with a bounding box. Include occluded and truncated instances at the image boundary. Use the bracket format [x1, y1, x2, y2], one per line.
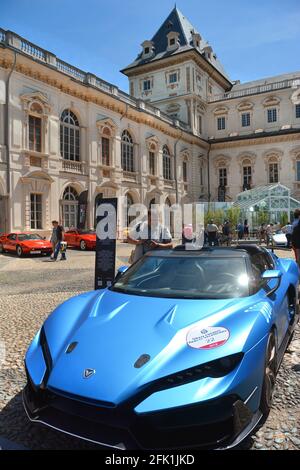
[121, 6, 230, 82]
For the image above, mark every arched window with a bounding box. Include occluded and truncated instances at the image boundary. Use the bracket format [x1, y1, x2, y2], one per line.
[121, 130, 134, 172]
[163, 145, 172, 180]
[61, 186, 79, 229]
[60, 110, 80, 161]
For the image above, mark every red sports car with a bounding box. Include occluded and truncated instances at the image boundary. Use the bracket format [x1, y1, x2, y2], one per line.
[0, 232, 52, 257]
[64, 229, 96, 250]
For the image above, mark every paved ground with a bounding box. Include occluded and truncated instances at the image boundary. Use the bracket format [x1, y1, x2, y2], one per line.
[0, 244, 299, 450]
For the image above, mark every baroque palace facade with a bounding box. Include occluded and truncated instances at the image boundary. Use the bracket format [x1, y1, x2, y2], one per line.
[0, 6, 300, 234]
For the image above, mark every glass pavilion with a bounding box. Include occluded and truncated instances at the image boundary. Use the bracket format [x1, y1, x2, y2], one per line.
[233, 183, 300, 226]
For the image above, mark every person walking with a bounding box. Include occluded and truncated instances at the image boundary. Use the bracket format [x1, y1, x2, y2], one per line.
[52, 221, 67, 261]
[266, 223, 274, 246]
[243, 219, 250, 240]
[206, 219, 219, 246]
[50, 220, 58, 259]
[128, 209, 172, 263]
[237, 221, 244, 240]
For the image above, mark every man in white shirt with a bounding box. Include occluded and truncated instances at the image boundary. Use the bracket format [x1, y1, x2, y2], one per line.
[206, 219, 219, 246]
[128, 209, 173, 262]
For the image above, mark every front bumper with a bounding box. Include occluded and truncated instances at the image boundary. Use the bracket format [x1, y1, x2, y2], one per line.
[23, 375, 261, 450]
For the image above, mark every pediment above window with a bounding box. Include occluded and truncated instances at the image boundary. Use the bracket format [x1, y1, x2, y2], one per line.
[262, 96, 280, 107]
[20, 91, 51, 114]
[213, 105, 229, 116]
[180, 148, 190, 161]
[145, 135, 159, 152]
[213, 154, 231, 169]
[96, 117, 117, 136]
[237, 101, 254, 112]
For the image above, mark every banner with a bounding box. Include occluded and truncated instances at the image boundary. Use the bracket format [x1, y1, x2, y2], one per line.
[94, 197, 118, 290]
[77, 190, 88, 230]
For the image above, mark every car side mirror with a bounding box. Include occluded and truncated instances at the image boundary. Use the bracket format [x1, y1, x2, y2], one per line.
[262, 270, 282, 296]
[114, 265, 129, 282]
[43, 237, 46, 240]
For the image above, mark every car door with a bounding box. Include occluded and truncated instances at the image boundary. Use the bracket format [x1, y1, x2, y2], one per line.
[65, 230, 76, 246]
[5, 233, 17, 252]
[251, 252, 289, 347]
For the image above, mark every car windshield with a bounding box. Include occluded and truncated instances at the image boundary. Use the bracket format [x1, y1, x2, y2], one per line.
[18, 234, 43, 241]
[111, 255, 250, 299]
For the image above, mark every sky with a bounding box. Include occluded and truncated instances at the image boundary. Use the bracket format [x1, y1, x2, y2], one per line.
[1, 0, 300, 91]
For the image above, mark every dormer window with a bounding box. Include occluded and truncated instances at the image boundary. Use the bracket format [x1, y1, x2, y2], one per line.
[191, 32, 201, 49]
[141, 40, 154, 58]
[167, 31, 179, 51]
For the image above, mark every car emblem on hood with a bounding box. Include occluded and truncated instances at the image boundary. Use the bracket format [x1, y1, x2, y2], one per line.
[83, 368, 96, 379]
[134, 354, 151, 369]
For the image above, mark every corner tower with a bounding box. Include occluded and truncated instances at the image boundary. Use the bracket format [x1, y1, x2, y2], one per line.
[121, 6, 232, 136]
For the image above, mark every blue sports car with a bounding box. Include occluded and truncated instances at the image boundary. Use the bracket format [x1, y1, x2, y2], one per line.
[23, 245, 299, 450]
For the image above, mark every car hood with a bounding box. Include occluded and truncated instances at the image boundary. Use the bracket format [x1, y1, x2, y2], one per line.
[41, 288, 270, 404]
[21, 240, 52, 247]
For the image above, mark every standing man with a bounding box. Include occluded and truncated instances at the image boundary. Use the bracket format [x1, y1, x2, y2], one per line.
[266, 223, 274, 246]
[282, 222, 293, 248]
[52, 221, 67, 261]
[128, 209, 173, 263]
[50, 220, 58, 259]
[222, 220, 231, 246]
[206, 219, 219, 246]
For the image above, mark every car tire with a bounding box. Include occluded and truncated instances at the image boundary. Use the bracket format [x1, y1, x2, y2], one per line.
[16, 245, 23, 258]
[260, 331, 277, 416]
[80, 240, 87, 251]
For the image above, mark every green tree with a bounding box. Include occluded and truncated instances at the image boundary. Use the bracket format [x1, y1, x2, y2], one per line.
[256, 210, 269, 226]
[280, 212, 288, 227]
[225, 207, 241, 228]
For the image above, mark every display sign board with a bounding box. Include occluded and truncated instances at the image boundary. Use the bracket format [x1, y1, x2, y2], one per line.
[77, 190, 88, 230]
[94, 197, 118, 290]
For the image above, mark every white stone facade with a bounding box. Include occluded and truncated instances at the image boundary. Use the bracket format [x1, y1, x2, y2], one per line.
[0, 30, 207, 235]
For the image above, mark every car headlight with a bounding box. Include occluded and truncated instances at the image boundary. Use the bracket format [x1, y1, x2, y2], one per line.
[158, 353, 244, 390]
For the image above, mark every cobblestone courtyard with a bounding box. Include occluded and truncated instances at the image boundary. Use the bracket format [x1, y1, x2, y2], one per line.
[0, 245, 299, 450]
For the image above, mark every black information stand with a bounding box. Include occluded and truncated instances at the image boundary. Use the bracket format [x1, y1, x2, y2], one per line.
[94, 197, 118, 290]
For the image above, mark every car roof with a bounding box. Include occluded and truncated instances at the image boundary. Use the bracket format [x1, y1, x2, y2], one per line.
[146, 244, 267, 258]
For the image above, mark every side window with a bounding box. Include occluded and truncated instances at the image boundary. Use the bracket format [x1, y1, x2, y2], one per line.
[8, 234, 17, 241]
[250, 253, 273, 288]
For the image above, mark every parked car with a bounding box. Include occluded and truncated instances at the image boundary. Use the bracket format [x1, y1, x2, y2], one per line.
[271, 230, 288, 247]
[0, 232, 52, 257]
[64, 229, 96, 250]
[23, 245, 299, 450]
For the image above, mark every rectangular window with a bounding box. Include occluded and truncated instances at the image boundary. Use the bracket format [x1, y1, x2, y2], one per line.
[241, 113, 251, 127]
[30, 193, 42, 230]
[296, 161, 300, 181]
[183, 161, 187, 182]
[169, 38, 176, 46]
[219, 168, 227, 187]
[217, 116, 226, 131]
[200, 166, 203, 186]
[169, 73, 178, 84]
[29, 116, 42, 152]
[143, 80, 151, 91]
[149, 151, 155, 175]
[296, 104, 300, 119]
[243, 166, 252, 188]
[198, 115, 202, 134]
[144, 47, 150, 54]
[101, 137, 110, 166]
[269, 163, 279, 183]
[267, 108, 277, 123]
